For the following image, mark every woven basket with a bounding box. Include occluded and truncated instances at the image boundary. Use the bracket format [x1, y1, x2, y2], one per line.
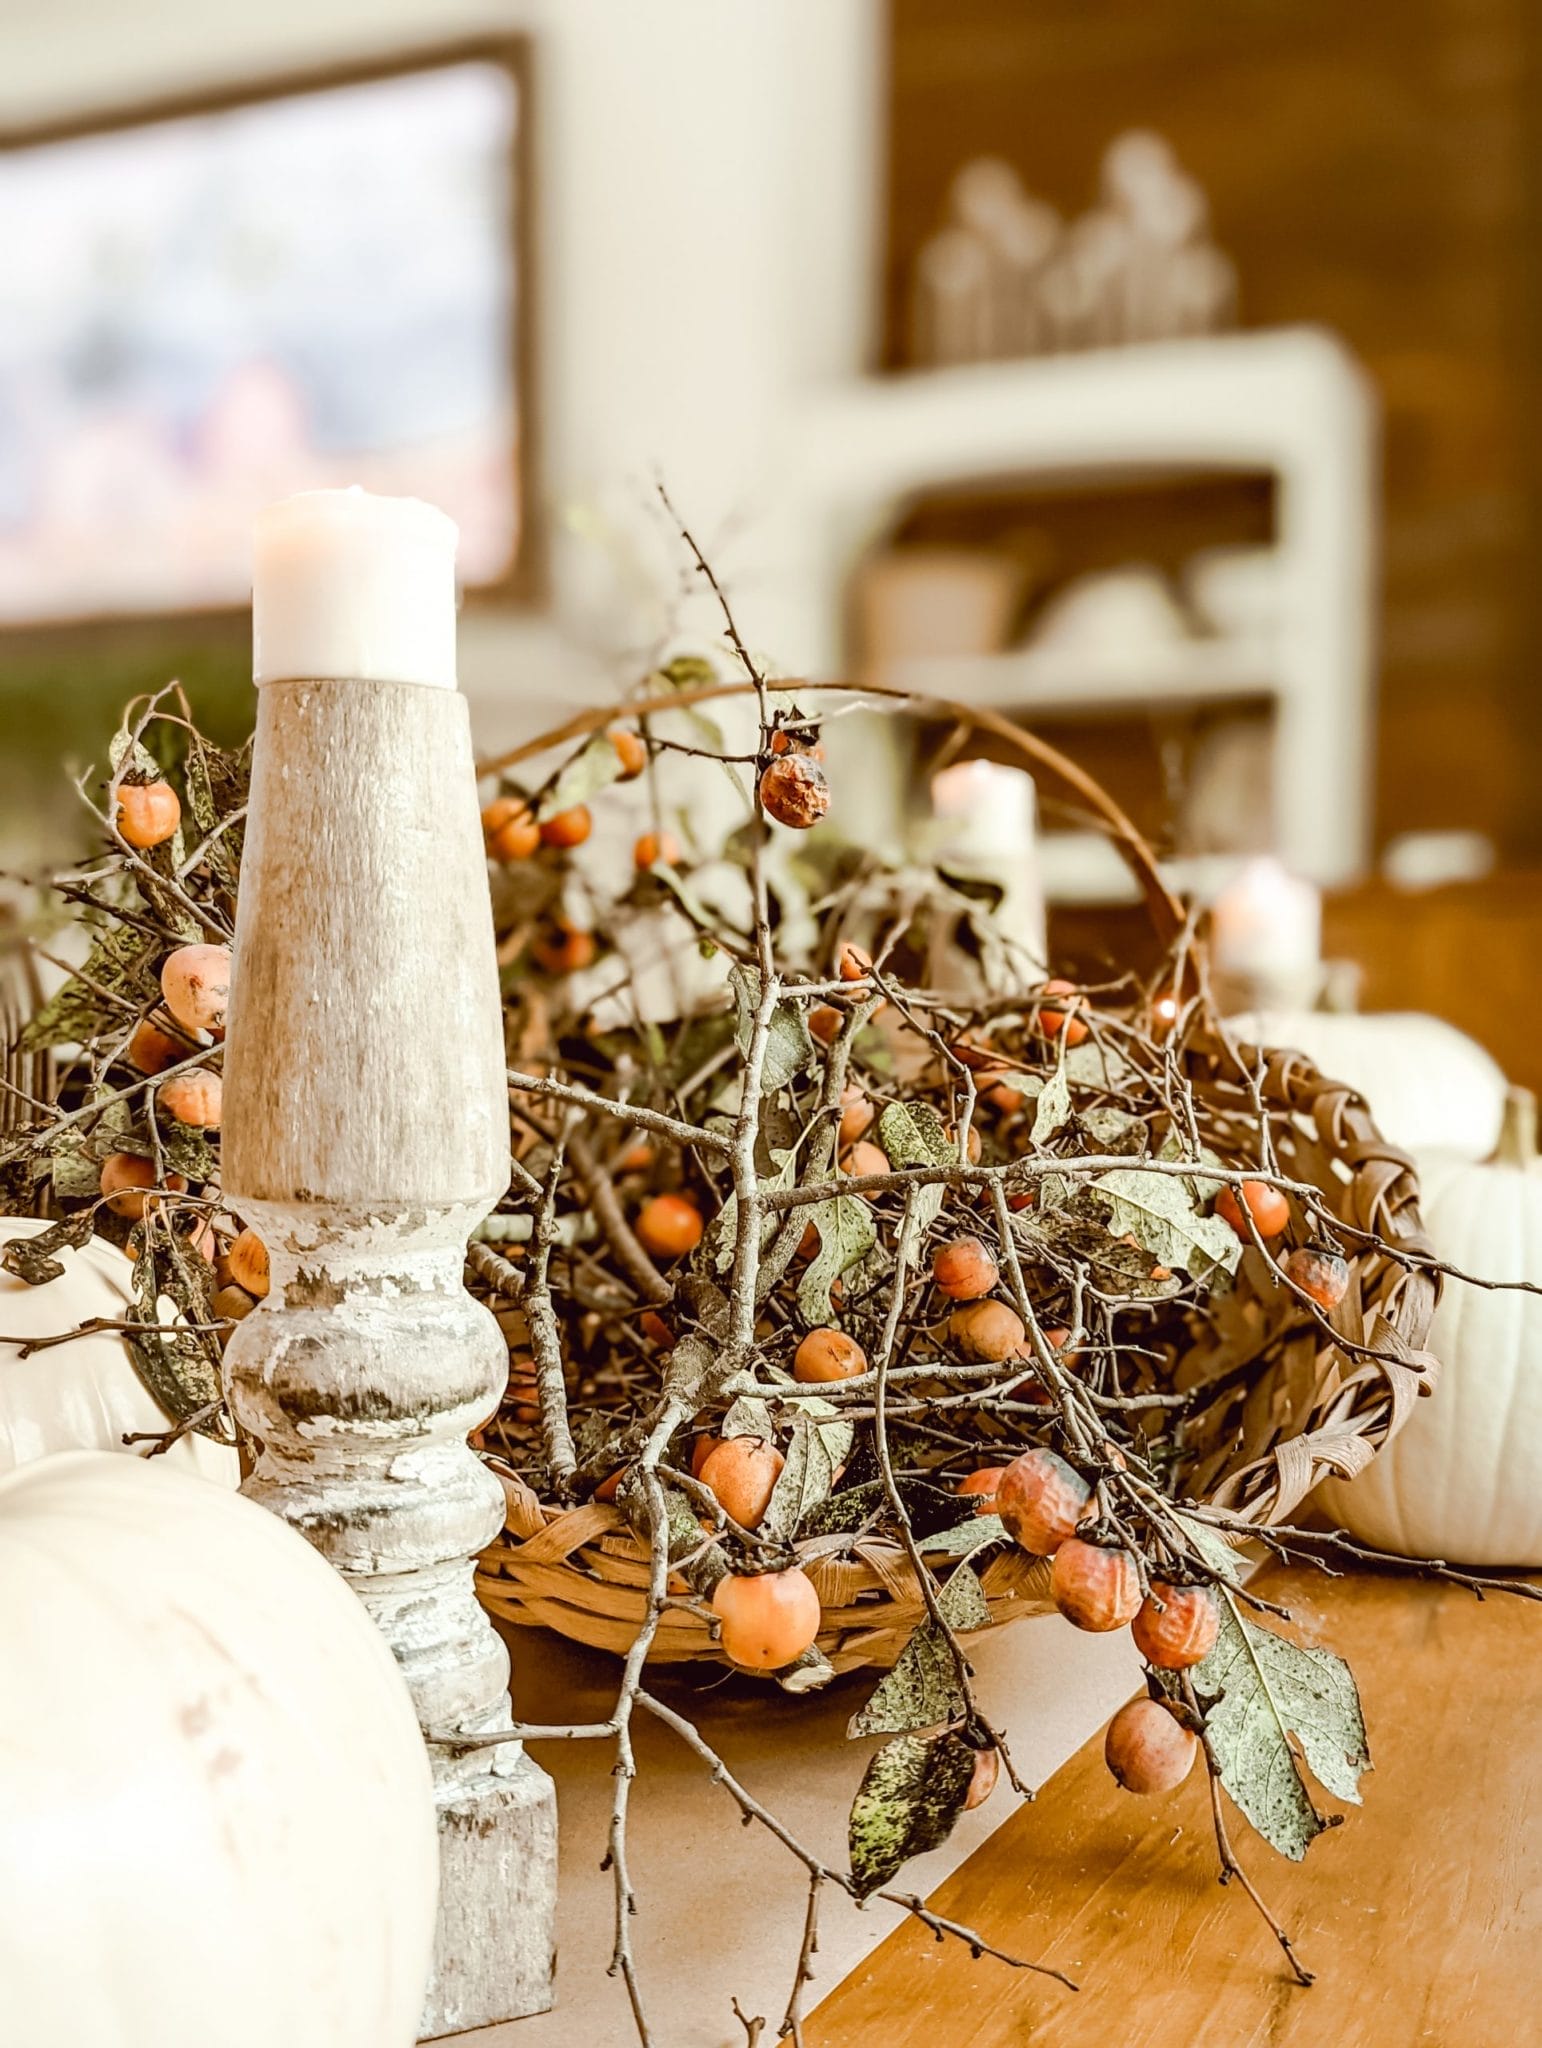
[473, 682, 1440, 1674]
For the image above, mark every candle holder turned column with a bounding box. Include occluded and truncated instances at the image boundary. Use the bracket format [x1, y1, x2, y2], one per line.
[220, 492, 557, 2038]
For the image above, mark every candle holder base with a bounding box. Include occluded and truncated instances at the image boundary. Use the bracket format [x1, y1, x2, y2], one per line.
[420, 1744, 559, 2040]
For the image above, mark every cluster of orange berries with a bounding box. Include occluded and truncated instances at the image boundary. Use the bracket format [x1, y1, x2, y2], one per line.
[99, 942, 231, 1219]
[1214, 1179, 1350, 1309]
[481, 729, 692, 976]
[94, 937, 273, 1335]
[958, 1443, 1218, 1795]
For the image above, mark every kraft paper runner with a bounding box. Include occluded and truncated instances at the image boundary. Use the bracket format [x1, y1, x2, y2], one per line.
[458, 1614, 1142, 2047]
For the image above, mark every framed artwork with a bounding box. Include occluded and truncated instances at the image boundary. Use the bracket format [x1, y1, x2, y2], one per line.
[0, 39, 534, 627]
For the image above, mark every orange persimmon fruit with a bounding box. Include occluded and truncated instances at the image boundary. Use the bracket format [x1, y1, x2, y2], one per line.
[636, 1192, 705, 1260]
[712, 1566, 822, 1670]
[1036, 978, 1089, 1048]
[793, 1328, 867, 1383]
[1215, 1179, 1290, 1243]
[1104, 1696, 1198, 1795]
[995, 1447, 1092, 1555]
[698, 1438, 785, 1529]
[1051, 1537, 1142, 1632]
[158, 1070, 223, 1130]
[160, 944, 232, 1037]
[99, 1154, 187, 1220]
[1131, 1581, 1220, 1670]
[932, 1235, 999, 1302]
[228, 1227, 270, 1300]
[116, 780, 181, 850]
[540, 805, 592, 849]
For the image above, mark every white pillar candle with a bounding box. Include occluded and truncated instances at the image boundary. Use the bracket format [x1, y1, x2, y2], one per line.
[1210, 856, 1321, 994]
[929, 758, 1047, 980]
[252, 487, 459, 690]
[932, 757, 1039, 858]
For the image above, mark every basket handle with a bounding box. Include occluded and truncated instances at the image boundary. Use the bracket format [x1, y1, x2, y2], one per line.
[479, 677, 1186, 947]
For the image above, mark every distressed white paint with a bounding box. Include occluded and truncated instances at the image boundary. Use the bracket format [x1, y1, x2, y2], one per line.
[220, 675, 556, 2036]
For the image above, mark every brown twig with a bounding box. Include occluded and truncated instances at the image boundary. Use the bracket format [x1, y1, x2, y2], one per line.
[1182, 1671, 1315, 1987]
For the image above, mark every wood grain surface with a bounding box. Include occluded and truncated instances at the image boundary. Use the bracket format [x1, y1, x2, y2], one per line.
[808, 1564, 1542, 2047]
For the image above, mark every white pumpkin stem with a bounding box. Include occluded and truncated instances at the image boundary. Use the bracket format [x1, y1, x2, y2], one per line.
[220, 678, 556, 2035]
[1496, 1088, 1537, 1169]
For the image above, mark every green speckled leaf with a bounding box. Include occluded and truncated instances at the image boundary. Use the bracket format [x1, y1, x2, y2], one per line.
[1193, 1600, 1369, 1861]
[125, 1231, 226, 1433]
[21, 922, 157, 1052]
[0, 1214, 94, 1286]
[920, 1511, 1010, 1558]
[1088, 1165, 1242, 1286]
[848, 1564, 991, 1737]
[848, 1730, 976, 1898]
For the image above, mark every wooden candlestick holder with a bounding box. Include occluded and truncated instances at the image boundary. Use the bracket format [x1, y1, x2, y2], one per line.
[220, 677, 557, 2038]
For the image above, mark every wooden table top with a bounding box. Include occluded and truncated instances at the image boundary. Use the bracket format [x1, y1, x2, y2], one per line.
[807, 1564, 1542, 2048]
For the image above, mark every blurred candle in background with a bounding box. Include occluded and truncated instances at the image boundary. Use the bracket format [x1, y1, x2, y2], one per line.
[1210, 855, 1322, 1010]
[930, 758, 1048, 980]
[252, 486, 459, 690]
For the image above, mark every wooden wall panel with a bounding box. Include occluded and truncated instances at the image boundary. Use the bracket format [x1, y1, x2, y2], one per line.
[886, 0, 1542, 861]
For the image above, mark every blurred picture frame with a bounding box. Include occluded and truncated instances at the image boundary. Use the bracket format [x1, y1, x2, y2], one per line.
[0, 37, 536, 631]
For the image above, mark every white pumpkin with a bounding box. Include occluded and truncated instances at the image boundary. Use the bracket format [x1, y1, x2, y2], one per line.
[1230, 1009, 1506, 1159]
[0, 1217, 236, 1483]
[1318, 1091, 1542, 1565]
[0, 1451, 437, 2047]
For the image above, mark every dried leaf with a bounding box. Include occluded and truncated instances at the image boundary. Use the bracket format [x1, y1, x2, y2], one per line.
[538, 731, 625, 820]
[157, 1119, 219, 1182]
[876, 1099, 952, 1227]
[847, 1564, 991, 1737]
[108, 723, 168, 791]
[720, 1394, 777, 1441]
[653, 653, 721, 691]
[1014, 1203, 1180, 1299]
[764, 1405, 854, 1539]
[1030, 1062, 1072, 1145]
[848, 1730, 976, 1898]
[0, 1213, 94, 1286]
[775, 1645, 837, 1695]
[1077, 1105, 1148, 1154]
[181, 733, 249, 884]
[707, 1145, 794, 1275]
[1063, 1038, 1139, 1092]
[124, 1234, 225, 1432]
[799, 1477, 974, 1540]
[1182, 1595, 1369, 1861]
[729, 966, 814, 1096]
[921, 1511, 1008, 1558]
[47, 1131, 105, 1201]
[1087, 1166, 1242, 1287]
[21, 923, 156, 1052]
[795, 1196, 876, 1323]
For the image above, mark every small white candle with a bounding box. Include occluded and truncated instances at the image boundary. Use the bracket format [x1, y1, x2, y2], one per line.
[930, 759, 1047, 974]
[252, 487, 459, 690]
[1210, 857, 1321, 987]
[932, 758, 1036, 857]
